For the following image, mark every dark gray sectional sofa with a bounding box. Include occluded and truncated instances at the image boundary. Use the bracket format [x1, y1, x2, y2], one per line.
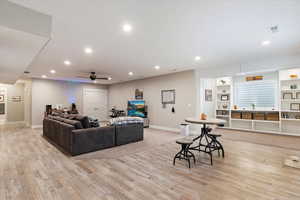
[43, 115, 143, 156]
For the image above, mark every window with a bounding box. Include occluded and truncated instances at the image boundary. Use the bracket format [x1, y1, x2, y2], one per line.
[235, 80, 277, 108]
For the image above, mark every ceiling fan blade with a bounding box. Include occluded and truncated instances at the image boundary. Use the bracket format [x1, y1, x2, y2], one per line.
[95, 77, 109, 80]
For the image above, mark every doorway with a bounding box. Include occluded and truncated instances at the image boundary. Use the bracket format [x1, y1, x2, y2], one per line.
[83, 88, 108, 121]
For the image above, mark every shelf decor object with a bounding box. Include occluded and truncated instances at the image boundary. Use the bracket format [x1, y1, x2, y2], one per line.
[283, 92, 293, 100]
[220, 80, 226, 85]
[242, 112, 252, 120]
[296, 92, 300, 99]
[221, 94, 229, 101]
[222, 104, 228, 109]
[231, 112, 241, 119]
[290, 84, 298, 90]
[266, 112, 280, 121]
[217, 110, 229, 116]
[290, 103, 300, 111]
[246, 76, 264, 81]
[0, 95, 4, 102]
[253, 112, 265, 120]
[290, 74, 298, 79]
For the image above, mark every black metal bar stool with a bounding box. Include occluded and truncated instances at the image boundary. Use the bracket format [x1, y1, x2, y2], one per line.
[206, 127, 225, 158]
[173, 138, 196, 168]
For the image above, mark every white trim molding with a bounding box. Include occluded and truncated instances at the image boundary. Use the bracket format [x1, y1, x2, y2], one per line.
[31, 125, 43, 129]
[0, 121, 25, 125]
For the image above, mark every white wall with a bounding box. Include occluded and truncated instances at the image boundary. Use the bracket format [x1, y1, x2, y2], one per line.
[109, 70, 197, 130]
[31, 79, 107, 127]
[199, 79, 216, 118]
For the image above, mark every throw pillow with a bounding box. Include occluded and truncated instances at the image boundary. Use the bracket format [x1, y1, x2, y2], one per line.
[75, 115, 90, 129]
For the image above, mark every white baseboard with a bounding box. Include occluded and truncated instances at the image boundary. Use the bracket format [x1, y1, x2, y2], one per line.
[31, 125, 43, 129]
[0, 121, 25, 125]
[149, 125, 180, 133]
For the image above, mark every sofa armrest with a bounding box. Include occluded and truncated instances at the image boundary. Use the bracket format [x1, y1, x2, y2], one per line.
[71, 126, 115, 156]
[115, 123, 144, 146]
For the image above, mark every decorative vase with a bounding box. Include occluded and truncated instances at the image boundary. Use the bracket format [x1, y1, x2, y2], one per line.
[200, 113, 207, 120]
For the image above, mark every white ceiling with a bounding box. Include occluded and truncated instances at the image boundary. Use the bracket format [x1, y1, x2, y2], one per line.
[9, 0, 300, 84]
[0, 26, 49, 84]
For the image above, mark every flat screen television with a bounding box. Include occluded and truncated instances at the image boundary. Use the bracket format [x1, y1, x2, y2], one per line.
[127, 100, 145, 118]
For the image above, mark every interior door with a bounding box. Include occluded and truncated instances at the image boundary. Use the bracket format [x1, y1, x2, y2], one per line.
[83, 88, 108, 121]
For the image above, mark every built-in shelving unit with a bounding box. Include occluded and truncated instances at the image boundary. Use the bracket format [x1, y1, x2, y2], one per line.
[213, 68, 300, 136]
[215, 77, 232, 127]
[280, 73, 300, 134]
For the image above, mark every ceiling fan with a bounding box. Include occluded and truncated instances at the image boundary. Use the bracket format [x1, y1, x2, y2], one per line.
[77, 72, 111, 81]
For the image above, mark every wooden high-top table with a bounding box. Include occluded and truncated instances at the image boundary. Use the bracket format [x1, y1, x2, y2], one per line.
[185, 117, 226, 165]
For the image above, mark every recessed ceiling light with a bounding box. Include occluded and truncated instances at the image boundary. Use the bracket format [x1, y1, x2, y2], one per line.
[84, 47, 93, 54]
[41, 75, 47, 78]
[261, 40, 271, 46]
[123, 24, 132, 33]
[195, 56, 201, 61]
[64, 60, 71, 66]
[154, 65, 160, 70]
[93, 80, 97, 84]
[108, 77, 112, 80]
[128, 72, 134, 76]
[50, 70, 56, 74]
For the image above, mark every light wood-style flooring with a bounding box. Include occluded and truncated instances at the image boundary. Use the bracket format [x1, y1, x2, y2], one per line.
[0, 127, 300, 200]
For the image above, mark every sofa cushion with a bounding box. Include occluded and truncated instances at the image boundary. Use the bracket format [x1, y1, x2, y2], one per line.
[47, 115, 54, 119]
[110, 117, 144, 125]
[75, 115, 90, 129]
[67, 114, 78, 120]
[61, 113, 70, 118]
[56, 117, 65, 122]
[63, 119, 83, 129]
[51, 116, 62, 121]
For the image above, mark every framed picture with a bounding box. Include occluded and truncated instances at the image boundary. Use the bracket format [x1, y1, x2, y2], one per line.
[296, 92, 300, 99]
[161, 90, 175, 104]
[290, 103, 300, 111]
[0, 95, 4, 102]
[135, 89, 143, 100]
[221, 95, 229, 101]
[283, 93, 293, 100]
[0, 103, 4, 114]
[205, 89, 212, 102]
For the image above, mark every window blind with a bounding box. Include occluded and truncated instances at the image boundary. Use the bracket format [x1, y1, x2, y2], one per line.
[235, 80, 277, 108]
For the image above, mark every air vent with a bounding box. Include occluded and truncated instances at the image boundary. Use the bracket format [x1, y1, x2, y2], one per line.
[270, 26, 279, 33]
[24, 71, 30, 74]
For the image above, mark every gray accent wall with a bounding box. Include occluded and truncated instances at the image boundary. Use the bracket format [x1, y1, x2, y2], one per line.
[108, 70, 197, 130]
[31, 79, 108, 126]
